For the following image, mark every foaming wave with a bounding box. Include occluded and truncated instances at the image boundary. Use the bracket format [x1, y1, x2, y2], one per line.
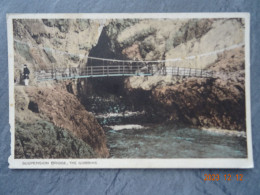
[108, 124, 146, 131]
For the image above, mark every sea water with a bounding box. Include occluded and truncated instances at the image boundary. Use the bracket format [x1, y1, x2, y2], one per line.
[105, 124, 247, 158]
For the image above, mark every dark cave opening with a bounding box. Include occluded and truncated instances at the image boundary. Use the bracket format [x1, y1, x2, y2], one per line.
[78, 25, 164, 123]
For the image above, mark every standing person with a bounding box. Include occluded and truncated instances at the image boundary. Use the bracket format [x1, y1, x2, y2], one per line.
[162, 52, 166, 75]
[23, 64, 30, 86]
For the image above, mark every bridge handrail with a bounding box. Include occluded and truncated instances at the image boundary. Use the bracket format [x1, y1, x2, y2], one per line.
[35, 65, 213, 81]
[14, 38, 244, 64]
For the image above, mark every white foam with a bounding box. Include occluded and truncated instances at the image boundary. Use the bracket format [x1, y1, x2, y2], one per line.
[109, 124, 146, 131]
[202, 128, 246, 138]
[95, 111, 145, 119]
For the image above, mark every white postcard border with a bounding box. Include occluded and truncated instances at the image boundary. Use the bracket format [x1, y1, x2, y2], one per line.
[7, 13, 253, 169]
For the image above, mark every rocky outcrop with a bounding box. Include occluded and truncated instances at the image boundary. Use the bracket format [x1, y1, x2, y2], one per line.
[88, 18, 187, 61]
[121, 19, 245, 90]
[13, 19, 103, 83]
[151, 48, 246, 131]
[25, 85, 109, 157]
[15, 120, 96, 159]
[89, 18, 243, 64]
[172, 19, 213, 47]
[152, 77, 245, 131]
[165, 19, 244, 69]
[15, 85, 109, 158]
[13, 19, 111, 158]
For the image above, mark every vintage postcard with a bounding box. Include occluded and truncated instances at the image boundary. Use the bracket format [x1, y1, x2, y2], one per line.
[7, 13, 253, 168]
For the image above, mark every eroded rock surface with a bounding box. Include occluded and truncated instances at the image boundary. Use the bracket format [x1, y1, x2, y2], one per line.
[150, 48, 245, 131]
[15, 85, 109, 158]
[13, 18, 104, 84]
[15, 120, 96, 159]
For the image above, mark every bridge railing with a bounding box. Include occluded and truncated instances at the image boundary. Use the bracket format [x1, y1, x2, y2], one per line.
[155, 67, 213, 78]
[35, 64, 152, 81]
[35, 65, 213, 81]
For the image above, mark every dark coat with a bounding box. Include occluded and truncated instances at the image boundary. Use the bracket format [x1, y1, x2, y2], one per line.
[23, 67, 30, 79]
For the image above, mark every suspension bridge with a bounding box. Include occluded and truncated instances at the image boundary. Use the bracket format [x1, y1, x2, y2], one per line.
[35, 62, 213, 81]
[13, 39, 244, 82]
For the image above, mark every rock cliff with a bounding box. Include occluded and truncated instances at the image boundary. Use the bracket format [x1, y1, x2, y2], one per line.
[15, 85, 109, 158]
[13, 18, 110, 158]
[13, 18, 104, 84]
[87, 18, 246, 131]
